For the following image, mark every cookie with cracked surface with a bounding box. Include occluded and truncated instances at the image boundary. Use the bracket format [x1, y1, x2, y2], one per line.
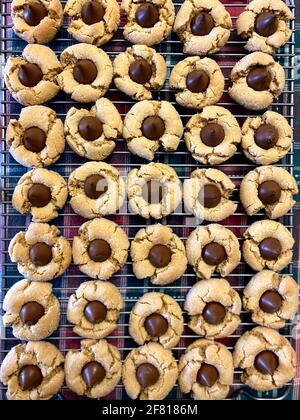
[122, 0, 175, 46]
[64, 98, 122, 161]
[240, 166, 298, 219]
[131, 224, 187, 286]
[183, 168, 237, 222]
[185, 278, 241, 339]
[123, 101, 183, 161]
[72, 218, 129, 280]
[57, 43, 112, 103]
[243, 220, 294, 272]
[241, 111, 292, 165]
[68, 162, 125, 219]
[129, 292, 184, 349]
[64, 0, 120, 46]
[8, 222, 72, 282]
[174, 0, 232, 55]
[122, 342, 178, 400]
[65, 339, 122, 398]
[12, 168, 68, 222]
[184, 106, 241, 165]
[7, 106, 65, 168]
[3, 279, 60, 341]
[12, 0, 63, 44]
[236, 0, 292, 54]
[228, 52, 285, 110]
[127, 163, 182, 219]
[233, 327, 296, 392]
[0, 341, 64, 400]
[4, 44, 61, 106]
[186, 224, 241, 280]
[113, 45, 167, 101]
[243, 270, 298, 330]
[67, 280, 124, 339]
[169, 57, 224, 110]
[178, 339, 234, 400]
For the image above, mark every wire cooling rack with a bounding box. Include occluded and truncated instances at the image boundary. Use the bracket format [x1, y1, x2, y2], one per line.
[0, 0, 297, 400]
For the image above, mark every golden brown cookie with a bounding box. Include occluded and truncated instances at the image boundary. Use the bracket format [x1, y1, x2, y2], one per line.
[240, 166, 298, 219]
[233, 327, 296, 392]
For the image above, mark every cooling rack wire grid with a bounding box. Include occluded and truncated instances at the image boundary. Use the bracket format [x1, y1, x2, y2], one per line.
[0, 0, 297, 400]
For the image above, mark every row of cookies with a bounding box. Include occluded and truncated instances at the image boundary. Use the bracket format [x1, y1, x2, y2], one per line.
[3, 274, 298, 343]
[5, 43, 286, 110]
[11, 163, 298, 222]
[13, 0, 292, 56]
[8, 220, 295, 284]
[8, 104, 293, 167]
[0, 327, 296, 400]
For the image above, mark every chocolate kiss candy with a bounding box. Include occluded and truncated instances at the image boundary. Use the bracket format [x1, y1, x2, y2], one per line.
[254, 351, 279, 375]
[144, 313, 168, 337]
[255, 12, 278, 38]
[18, 365, 43, 391]
[191, 12, 214, 36]
[129, 59, 152, 84]
[23, 3, 47, 27]
[259, 237, 282, 261]
[29, 243, 52, 266]
[88, 239, 111, 262]
[136, 363, 159, 387]
[84, 301, 107, 324]
[20, 302, 45, 325]
[197, 363, 219, 387]
[135, 3, 159, 28]
[82, 361, 106, 387]
[148, 244, 172, 268]
[81, 1, 105, 25]
[23, 127, 47, 153]
[19, 63, 43, 87]
[259, 290, 283, 314]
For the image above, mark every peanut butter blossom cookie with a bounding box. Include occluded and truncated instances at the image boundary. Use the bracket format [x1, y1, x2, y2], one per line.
[127, 163, 183, 219]
[178, 339, 234, 400]
[12, 168, 68, 222]
[186, 224, 241, 280]
[65, 98, 123, 161]
[8, 222, 72, 282]
[4, 44, 61, 106]
[113, 45, 167, 101]
[67, 280, 124, 339]
[228, 52, 285, 110]
[233, 327, 296, 392]
[243, 220, 294, 272]
[12, 0, 63, 44]
[184, 106, 241, 165]
[184, 278, 241, 339]
[241, 111, 292, 165]
[129, 292, 184, 349]
[169, 57, 224, 109]
[240, 166, 298, 219]
[131, 224, 187, 286]
[174, 0, 232, 55]
[0, 341, 64, 400]
[64, 0, 120, 46]
[3, 279, 60, 341]
[65, 339, 122, 398]
[68, 162, 125, 219]
[7, 106, 65, 168]
[122, 0, 175, 46]
[122, 342, 178, 400]
[243, 270, 298, 329]
[184, 168, 237, 222]
[123, 101, 183, 161]
[72, 218, 129, 280]
[236, 0, 292, 54]
[57, 43, 113, 102]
